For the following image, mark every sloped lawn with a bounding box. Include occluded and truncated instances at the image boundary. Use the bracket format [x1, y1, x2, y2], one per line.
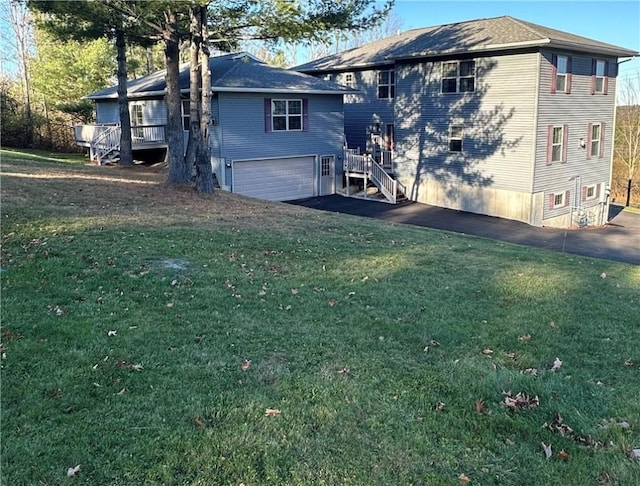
[2, 149, 639, 485]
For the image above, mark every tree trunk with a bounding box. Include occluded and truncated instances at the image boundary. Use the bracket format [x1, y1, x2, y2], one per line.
[164, 8, 189, 185]
[195, 4, 214, 194]
[184, 6, 202, 171]
[116, 29, 133, 166]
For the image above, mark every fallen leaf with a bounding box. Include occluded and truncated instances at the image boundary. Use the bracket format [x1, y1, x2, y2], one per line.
[624, 359, 634, 366]
[241, 359, 251, 371]
[541, 442, 552, 459]
[338, 367, 350, 374]
[291, 288, 298, 295]
[600, 272, 607, 279]
[523, 368, 538, 376]
[107, 330, 117, 337]
[503, 391, 539, 410]
[430, 339, 440, 347]
[265, 408, 281, 417]
[549, 321, 556, 329]
[519, 334, 532, 342]
[482, 348, 494, 355]
[130, 363, 143, 372]
[194, 417, 205, 428]
[458, 473, 471, 484]
[551, 357, 563, 371]
[491, 363, 497, 372]
[559, 449, 570, 461]
[435, 401, 445, 412]
[475, 398, 485, 414]
[67, 465, 81, 477]
[327, 299, 336, 307]
[630, 449, 640, 461]
[507, 352, 516, 360]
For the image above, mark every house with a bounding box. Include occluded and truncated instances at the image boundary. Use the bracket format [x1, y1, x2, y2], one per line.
[74, 53, 354, 201]
[294, 16, 638, 227]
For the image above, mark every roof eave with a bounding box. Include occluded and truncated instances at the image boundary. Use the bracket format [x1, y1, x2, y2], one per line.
[546, 40, 639, 57]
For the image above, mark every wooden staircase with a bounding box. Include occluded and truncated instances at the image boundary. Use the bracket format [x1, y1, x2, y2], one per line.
[343, 149, 407, 204]
[90, 124, 121, 165]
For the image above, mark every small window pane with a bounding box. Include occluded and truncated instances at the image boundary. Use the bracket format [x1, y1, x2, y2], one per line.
[288, 100, 302, 115]
[556, 74, 566, 92]
[378, 71, 389, 84]
[587, 186, 595, 198]
[442, 78, 457, 93]
[289, 116, 302, 130]
[272, 100, 287, 115]
[459, 61, 475, 77]
[591, 124, 601, 141]
[557, 56, 568, 74]
[378, 86, 389, 99]
[443, 62, 458, 77]
[553, 127, 563, 144]
[554, 194, 564, 206]
[552, 145, 562, 161]
[449, 139, 462, 152]
[595, 60, 605, 77]
[460, 78, 475, 92]
[273, 116, 287, 131]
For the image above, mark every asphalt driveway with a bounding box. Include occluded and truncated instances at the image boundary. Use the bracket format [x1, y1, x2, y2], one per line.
[289, 196, 640, 265]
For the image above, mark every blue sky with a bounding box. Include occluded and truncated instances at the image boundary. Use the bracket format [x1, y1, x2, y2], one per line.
[392, 0, 639, 84]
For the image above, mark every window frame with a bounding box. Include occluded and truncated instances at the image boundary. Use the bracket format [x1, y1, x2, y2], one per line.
[448, 125, 464, 152]
[271, 99, 303, 132]
[344, 73, 354, 87]
[547, 124, 568, 165]
[585, 184, 597, 201]
[181, 100, 190, 131]
[551, 126, 563, 163]
[551, 54, 572, 94]
[441, 60, 476, 94]
[548, 190, 570, 210]
[589, 123, 601, 158]
[377, 70, 395, 99]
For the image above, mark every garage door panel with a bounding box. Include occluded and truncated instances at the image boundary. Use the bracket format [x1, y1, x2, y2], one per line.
[234, 156, 315, 201]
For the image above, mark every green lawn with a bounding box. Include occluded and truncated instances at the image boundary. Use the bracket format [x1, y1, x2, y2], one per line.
[2, 149, 639, 485]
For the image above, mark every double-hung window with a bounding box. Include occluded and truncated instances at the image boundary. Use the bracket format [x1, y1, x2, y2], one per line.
[551, 54, 572, 93]
[272, 99, 302, 131]
[442, 60, 475, 93]
[547, 124, 568, 164]
[449, 125, 463, 152]
[181, 100, 190, 131]
[587, 122, 605, 159]
[548, 190, 570, 210]
[591, 59, 609, 95]
[377, 70, 395, 99]
[344, 73, 354, 87]
[131, 104, 144, 140]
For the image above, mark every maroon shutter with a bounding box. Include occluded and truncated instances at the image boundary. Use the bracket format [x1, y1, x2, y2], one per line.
[581, 187, 587, 201]
[564, 190, 570, 207]
[586, 123, 592, 160]
[590, 59, 596, 95]
[599, 121, 605, 158]
[566, 57, 572, 93]
[546, 125, 553, 165]
[302, 98, 309, 132]
[562, 124, 568, 163]
[264, 98, 272, 132]
[603, 61, 610, 95]
[550, 54, 558, 93]
[548, 193, 555, 209]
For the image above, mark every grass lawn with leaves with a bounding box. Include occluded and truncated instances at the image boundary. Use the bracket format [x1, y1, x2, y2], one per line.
[2, 148, 639, 485]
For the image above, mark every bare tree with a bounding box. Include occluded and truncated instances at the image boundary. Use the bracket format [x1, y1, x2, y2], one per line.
[614, 74, 640, 206]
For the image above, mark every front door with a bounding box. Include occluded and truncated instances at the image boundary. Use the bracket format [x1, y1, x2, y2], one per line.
[319, 155, 335, 195]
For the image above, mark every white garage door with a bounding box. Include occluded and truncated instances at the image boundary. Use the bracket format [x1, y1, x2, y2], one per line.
[233, 156, 315, 201]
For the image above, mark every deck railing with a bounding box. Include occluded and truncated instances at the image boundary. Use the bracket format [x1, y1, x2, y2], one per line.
[344, 150, 405, 204]
[74, 124, 167, 146]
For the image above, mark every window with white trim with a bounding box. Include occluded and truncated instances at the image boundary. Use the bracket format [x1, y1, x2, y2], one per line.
[131, 104, 144, 139]
[272, 99, 302, 131]
[552, 192, 566, 209]
[442, 60, 475, 93]
[551, 126, 564, 162]
[585, 184, 597, 200]
[555, 55, 568, 92]
[377, 70, 395, 99]
[594, 60, 606, 93]
[181, 100, 190, 131]
[344, 73, 354, 87]
[590, 123, 602, 157]
[449, 125, 463, 152]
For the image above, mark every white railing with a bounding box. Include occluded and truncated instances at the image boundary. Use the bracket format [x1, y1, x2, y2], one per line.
[91, 124, 121, 165]
[131, 125, 165, 144]
[344, 150, 405, 204]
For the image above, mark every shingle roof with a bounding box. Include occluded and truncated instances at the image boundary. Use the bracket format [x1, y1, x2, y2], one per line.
[294, 16, 638, 72]
[85, 52, 355, 100]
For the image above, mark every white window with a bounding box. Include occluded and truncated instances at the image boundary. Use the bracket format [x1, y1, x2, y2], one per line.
[130, 104, 144, 140]
[377, 70, 395, 99]
[552, 192, 566, 209]
[585, 185, 597, 200]
[556, 55, 568, 92]
[272, 99, 302, 131]
[344, 73, 354, 87]
[590, 123, 602, 157]
[594, 60, 606, 93]
[449, 125, 463, 152]
[442, 60, 475, 93]
[551, 126, 564, 162]
[181, 100, 190, 131]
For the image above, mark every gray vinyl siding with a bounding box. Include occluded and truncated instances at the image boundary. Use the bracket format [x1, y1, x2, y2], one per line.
[535, 50, 617, 218]
[209, 95, 222, 158]
[217, 92, 344, 187]
[337, 69, 395, 152]
[393, 52, 539, 193]
[95, 102, 119, 124]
